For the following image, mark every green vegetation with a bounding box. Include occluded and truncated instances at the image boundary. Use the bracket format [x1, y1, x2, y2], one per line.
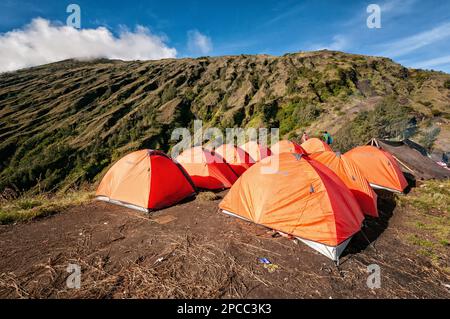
[0, 190, 94, 224]
[398, 180, 449, 214]
[277, 101, 322, 135]
[419, 127, 441, 150]
[444, 79, 450, 89]
[0, 52, 449, 194]
[398, 180, 450, 271]
[333, 96, 416, 152]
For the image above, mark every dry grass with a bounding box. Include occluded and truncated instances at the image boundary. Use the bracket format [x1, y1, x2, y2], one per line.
[196, 191, 221, 202]
[0, 189, 94, 225]
[0, 234, 261, 299]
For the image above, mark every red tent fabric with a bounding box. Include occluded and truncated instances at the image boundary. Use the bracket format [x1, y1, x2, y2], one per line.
[301, 138, 333, 154]
[176, 147, 238, 190]
[96, 150, 196, 212]
[240, 141, 272, 163]
[271, 140, 306, 155]
[214, 144, 254, 176]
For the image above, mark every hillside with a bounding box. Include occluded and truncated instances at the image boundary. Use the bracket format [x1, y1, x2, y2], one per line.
[0, 50, 449, 193]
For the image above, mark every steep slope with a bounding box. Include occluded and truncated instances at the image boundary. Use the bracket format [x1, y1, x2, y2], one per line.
[0, 50, 449, 193]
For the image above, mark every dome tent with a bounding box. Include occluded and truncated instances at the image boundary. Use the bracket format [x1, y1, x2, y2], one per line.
[309, 151, 378, 217]
[301, 137, 333, 154]
[176, 146, 238, 190]
[344, 146, 408, 193]
[96, 150, 196, 212]
[219, 152, 365, 261]
[270, 140, 306, 155]
[240, 141, 272, 163]
[213, 144, 254, 176]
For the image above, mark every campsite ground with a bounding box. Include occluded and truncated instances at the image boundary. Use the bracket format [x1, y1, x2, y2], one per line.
[0, 186, 449, 299]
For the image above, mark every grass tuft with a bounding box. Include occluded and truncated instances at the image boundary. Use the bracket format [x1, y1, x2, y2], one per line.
[0, 190, 94, 225]
[196, 191, 221, 202]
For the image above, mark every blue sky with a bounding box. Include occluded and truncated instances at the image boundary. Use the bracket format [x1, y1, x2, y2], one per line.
[1, 0, 450, 73]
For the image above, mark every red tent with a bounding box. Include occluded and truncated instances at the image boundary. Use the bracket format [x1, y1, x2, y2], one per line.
[271, 140, 306, 155]
[176, 147, 238, 190]
[301, 138, 333, 154]
[96, 150, 196, 212]
[240, 141, 272, 163]
[214, 144, 254, 176]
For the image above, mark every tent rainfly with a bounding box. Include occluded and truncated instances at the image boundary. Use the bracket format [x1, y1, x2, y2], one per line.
[344, 145, 408, 193]
[96, 150, 196, 212]
[219, 152, 365, 261]
[176, 146, 238, 190]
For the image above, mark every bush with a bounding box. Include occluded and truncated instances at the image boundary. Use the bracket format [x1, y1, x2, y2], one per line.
[277, 101, 322, 135]
[444, 79, 450, 89]
[431, 109, 442, 117]
[419, 127, 441, 151]
[333, 96, 415, 152]
[161, 86, 177, 104]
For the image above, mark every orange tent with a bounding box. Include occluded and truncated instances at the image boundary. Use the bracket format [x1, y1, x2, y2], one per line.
[309, 151, 378, 217]
[219, 152, 364, 261]
[176, 146, 238, 190]
[96, 150, 196, 212]
[270, 140, 306, 155]
[214, 144, 254, 176]
[301, 138, 332, 154]
[344, 146, 408, 193]
[240, 141, 272, 163]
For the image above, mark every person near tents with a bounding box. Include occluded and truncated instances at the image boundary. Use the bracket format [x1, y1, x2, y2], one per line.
[301, 131, 309, 143]
[322, 131, 333, 145]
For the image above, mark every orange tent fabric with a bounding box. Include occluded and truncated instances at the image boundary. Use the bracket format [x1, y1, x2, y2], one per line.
[214, 144, 254, 176]
[309, 151, 378, 217]
[270, 140, 306, 155]
[301, 138, 333, 154]
[344, 146, 408, 193]
[219, 152, 364, 261]
[96, 150, 196, 212]
[176, 147, 238, 190]
[240, 141, 272, 163]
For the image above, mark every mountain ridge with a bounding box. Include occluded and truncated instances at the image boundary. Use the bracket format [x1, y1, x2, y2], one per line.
[0, 50, 449, 193]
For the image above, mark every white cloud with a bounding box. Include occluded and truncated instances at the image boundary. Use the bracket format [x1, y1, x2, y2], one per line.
[379, 22, 450, 58]
[0, 18, 177, 72]
[308, 35, 349, 51]
[380, 0, 418, 13]
[411, 55, 450, 69]
[187, 30, 213, 55]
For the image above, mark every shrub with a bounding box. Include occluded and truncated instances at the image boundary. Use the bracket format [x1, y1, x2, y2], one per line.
[333, 96, 415, 152]
[431, 109, 442, 117]
[419, 127, 441, 151]
[161, 86, 177, 104]
[444, 79, 450, 89]
[277, 101, 322, 135]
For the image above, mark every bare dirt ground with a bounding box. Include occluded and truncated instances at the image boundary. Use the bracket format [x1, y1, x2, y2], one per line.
[0, 190, 449, 299]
